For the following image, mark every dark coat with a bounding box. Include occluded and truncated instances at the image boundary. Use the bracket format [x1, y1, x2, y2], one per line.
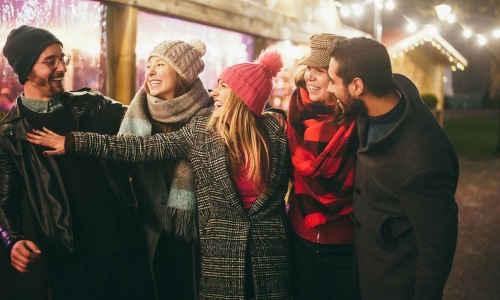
[353, 74, 459, 300]
[71, 115, 292, 299]
[0, 89, 133, 257]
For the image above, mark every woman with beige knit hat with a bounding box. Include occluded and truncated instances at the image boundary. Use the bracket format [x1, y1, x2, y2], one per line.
[286, 33, 361, 299]
[29, 49, 292, 299]
[118, 39, 212, 300]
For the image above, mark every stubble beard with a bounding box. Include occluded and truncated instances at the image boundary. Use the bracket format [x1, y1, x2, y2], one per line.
[31, 71, 65, 96]
[342, 96, 368, 119]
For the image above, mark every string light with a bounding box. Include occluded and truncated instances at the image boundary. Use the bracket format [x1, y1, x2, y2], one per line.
[387, 28, 468, 72]
[493, 29, 500, 39]
[406, 22, 417, 33]
[463, 28, 473, 38]
[334, 1, 499, 46]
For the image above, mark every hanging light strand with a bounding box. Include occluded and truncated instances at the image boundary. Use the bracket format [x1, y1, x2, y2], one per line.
[334, 1, 500, 46]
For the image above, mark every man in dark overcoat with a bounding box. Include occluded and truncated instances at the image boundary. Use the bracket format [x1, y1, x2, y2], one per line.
[0, 25, 153, 299]
[327, 37, 459, 300]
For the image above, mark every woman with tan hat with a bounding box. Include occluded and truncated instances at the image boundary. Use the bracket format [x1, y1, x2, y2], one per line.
[28, 49, 292, 299]
[286, 33, 360, 299]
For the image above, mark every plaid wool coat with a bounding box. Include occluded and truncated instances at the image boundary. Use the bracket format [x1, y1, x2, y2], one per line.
[71, 115, 292, 299]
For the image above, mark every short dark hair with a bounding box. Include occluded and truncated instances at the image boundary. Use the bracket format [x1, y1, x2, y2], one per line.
[329, 37, 393, 96]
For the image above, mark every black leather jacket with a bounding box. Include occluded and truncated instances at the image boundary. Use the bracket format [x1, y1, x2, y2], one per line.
[0, 88, 133, 257]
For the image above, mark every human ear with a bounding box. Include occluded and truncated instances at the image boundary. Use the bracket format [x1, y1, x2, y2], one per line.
[351, 77, 364, 96]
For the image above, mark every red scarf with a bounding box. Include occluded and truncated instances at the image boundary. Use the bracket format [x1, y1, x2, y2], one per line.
[287, 88, 358, 228]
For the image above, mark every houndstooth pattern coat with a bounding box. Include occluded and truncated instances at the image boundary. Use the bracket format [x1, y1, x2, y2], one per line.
[71, 115, 291, 299]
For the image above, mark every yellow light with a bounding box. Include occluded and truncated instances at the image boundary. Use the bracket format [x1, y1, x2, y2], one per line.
[493, 29, 500, 39]
[407, 22, 417, 33]
[477, 35, 487, 46]
[385, 0, 395, 10]
[435, 4, 452, 21]
[463, 28, 473, 38]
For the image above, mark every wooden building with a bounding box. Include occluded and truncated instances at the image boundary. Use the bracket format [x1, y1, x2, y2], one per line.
[383, 28, 468, 125]
[96, 0, 363, 103]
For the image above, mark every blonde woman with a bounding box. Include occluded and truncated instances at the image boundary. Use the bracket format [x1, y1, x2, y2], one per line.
[28, 49, 291, 300]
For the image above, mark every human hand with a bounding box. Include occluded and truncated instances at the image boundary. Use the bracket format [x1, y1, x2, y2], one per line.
[265, 111, 288, 133]
[27, 127, 66, 156]
[10, 240, 42, 273]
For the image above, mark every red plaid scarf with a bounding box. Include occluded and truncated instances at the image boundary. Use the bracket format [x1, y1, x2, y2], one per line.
[287, 88, 358, 228]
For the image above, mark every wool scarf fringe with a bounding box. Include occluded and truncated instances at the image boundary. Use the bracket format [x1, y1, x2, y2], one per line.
[118, 79, 210, 240]
[163, 207, 198, 241]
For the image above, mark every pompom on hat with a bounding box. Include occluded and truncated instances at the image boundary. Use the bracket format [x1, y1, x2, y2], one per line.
[2, 25, 63, 84]
[218, 49, 283, 115]
[147, 39, 206, 85]
[298, 33, 347, 68]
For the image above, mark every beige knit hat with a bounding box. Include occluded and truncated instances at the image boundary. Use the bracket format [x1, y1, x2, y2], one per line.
[298, 33, 347, 68]
[148, 39, 206, 84]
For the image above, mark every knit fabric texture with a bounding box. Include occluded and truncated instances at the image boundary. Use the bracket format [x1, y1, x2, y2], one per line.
[287, 87, 358, 228]
[118, 78, 210, 240]
[148, 39, 206, 85]
[298, 33, 347, 68]
[218, 50, 283, 115]
[2, 25, 62, 84]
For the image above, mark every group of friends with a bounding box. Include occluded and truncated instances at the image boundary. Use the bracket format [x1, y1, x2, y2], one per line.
[0, 25, 459, 300]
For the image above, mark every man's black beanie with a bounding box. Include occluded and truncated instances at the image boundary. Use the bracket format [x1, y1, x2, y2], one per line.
[2, 25, 63, 85]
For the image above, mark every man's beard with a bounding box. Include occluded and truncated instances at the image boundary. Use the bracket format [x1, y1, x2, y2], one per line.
[30, 71, 65, 95]
[342, 97, 368, 119]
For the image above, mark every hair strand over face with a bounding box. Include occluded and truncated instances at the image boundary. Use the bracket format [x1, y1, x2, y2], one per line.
[207, 90, 270, 192]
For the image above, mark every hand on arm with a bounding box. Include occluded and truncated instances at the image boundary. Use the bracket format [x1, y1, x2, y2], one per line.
[263, 111, 287, 133]
[27, 127, 66, 156]
[10, 240, 42, 273]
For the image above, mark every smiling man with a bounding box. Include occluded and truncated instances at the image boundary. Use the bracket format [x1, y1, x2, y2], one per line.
[327, 37, 459, 300]
[0, 25, 153, 299]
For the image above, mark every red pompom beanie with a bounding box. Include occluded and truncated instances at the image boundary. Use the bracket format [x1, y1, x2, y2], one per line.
[218, 50, 283, 115]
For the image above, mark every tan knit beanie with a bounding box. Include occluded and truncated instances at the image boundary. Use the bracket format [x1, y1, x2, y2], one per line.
[148, 39, 206, 84]
[298, 33, 347, 68]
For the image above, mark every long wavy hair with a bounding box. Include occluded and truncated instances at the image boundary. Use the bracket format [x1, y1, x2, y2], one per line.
[206, 90, 270, 193]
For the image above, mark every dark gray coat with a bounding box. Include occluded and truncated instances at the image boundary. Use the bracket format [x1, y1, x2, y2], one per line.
[70, 115, 291, 299]
[354, 74, 459, 300]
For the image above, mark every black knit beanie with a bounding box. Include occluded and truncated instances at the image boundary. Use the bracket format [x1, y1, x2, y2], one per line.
[2, 25, 63, 85]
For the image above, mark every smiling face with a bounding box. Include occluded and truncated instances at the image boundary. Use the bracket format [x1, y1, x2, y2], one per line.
[304, 66, 330, 103]
[145, 56, 178, 100]
[210, 80, 233, 119]
[24, 43, 66, 101]
[327, 58, 349, 112]
[327, 57, 367, 117]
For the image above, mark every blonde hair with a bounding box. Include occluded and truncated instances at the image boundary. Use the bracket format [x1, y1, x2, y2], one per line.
[207, 90, 270, 193]
[294, 65, 307, 89]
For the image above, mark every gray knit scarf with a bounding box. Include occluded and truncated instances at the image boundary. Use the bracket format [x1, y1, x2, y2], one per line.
[119, 78, 210, 240]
